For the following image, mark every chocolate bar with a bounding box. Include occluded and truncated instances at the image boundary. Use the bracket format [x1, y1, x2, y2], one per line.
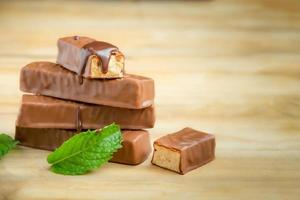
[151, 128, 215, 174]
[16, 95, 155, 130]
[57, 36, 125, 79]
[111, 130, 151, 165]
[20, 62, 154, 109]
[15, 127, 151, 165]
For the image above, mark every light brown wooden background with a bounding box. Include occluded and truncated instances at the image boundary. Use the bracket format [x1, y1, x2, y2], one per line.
[0, 0, 300, 199]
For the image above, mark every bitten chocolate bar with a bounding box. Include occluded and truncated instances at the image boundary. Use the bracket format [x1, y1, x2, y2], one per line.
[151, 128, 215, 174]
[20, 62, 154, 109]
[16, 95, 155, 130]
[57, 36, 125, 79]
[15, 127, 151, 165]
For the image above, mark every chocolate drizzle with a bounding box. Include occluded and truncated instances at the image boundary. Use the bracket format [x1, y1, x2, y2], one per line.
[83, 41, 118, 74]
[78, 75, 83, 85]
[56, 36, 124, 79]
[76, 106, 82, 132]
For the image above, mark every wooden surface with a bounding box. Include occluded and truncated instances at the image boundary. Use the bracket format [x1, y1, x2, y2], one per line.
[0, 0, 300, 199]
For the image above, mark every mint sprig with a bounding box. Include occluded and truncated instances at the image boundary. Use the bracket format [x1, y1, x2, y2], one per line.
[0, 133, 18, 159]
[47, 123, 122, 175]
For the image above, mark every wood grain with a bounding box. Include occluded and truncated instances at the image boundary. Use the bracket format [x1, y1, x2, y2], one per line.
[0, 0, 300, 199]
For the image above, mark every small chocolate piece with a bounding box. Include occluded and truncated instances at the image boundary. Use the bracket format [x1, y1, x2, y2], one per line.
[151, 128, 215, 174]
[20, 62, 154, 109]
[16, 95, 155, 130]
[15, 127, 151, 165]
[57, 36, 124, 78]
[111, 130, 151, 165]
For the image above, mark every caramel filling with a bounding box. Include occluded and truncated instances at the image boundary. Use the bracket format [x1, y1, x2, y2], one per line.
[152, 144, 181, 173]
[86, 51, 124, 78]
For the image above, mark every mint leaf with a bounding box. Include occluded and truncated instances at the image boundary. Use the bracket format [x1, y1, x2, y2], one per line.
[47, 123, 122, 175]
[0, 133, 18, 159]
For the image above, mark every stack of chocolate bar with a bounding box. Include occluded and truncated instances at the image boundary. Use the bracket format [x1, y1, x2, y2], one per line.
[15, 36, 155, 165]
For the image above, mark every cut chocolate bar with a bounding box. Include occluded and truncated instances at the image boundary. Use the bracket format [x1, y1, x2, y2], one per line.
[57, 36, 125, 79]
[151, 128, 215, 174]
[16, 95, 155, 130]
[20, 61, 154, 109]
[15, 127, 151, 165]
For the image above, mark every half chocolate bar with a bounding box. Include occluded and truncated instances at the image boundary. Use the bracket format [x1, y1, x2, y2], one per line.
[57, 36, 124, 79]
[15, 127, 151, 165]
[20, 62, 154, 109]
[152, 128, 215, 174]
[16, 95, 155, 130]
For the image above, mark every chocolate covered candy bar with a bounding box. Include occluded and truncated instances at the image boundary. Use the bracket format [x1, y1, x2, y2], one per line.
[16, 95, 155, 130]
[111, 130, 151, 165]
[57, 36, 124, 79]
[15, 127, 151, 165]
[151, 128, 215, 174]
[20, 62, 154, 109]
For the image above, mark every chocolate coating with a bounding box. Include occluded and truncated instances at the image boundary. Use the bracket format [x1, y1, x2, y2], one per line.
[111, 130, 151, 165]
[16, 95, 155, 130]
[57, 36, 121, 76]
[20, 61, 154, 109]
[15, 127, 151, 165]
[57, 36, 95, 75]
[152, 128, 215, 174]
[83, 41, 118, 74]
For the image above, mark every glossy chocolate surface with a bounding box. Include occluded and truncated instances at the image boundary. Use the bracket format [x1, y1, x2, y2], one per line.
[152, 127, 215, 174]
[57, 36, 94, 75]
[83, 41, 118, 74]
[16, 95, 155, 130]
[111, 130, 151, 165]
[57, 36, 121, 76]
[15, 127, 151, 165]
[20, 61, 154, 109]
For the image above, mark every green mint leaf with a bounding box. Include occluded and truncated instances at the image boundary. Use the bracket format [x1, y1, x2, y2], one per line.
[47, 123, 122, 175]
[0, 133, 19, 159]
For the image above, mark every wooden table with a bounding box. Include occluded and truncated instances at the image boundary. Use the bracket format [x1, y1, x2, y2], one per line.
[0, 0, 300, 199]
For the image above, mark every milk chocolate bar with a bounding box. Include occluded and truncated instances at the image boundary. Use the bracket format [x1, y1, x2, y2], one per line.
[15, 127, 151, 165]
[20, 62, 154, 109]
[57, 36, 125, 79]
[16, 95, 155, 130]
[152, 128, 215, 174]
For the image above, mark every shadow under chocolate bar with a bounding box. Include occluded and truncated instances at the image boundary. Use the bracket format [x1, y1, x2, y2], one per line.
[16, 95, 155, 130]
[20, 61, 154, 109]
[15, 127, 151, 165]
